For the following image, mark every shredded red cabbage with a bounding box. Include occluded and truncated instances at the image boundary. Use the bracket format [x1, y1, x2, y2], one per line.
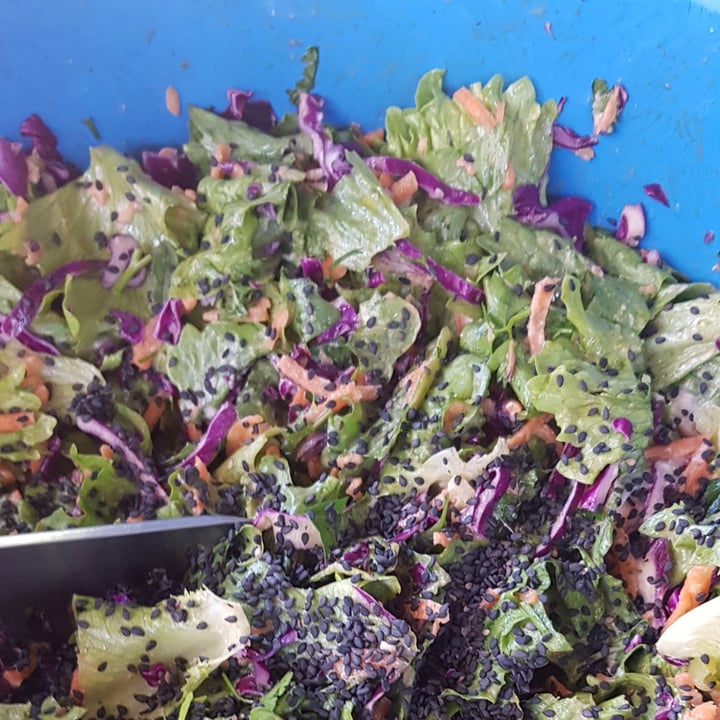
[364, 156, 480, 206]
[615, 203, 645, 247]
[426, 256, 484, 305]
[108, 309, 145, 344]
[0, 139, 28, 198]
[611, 417, 633, 440]
[551, 124, 599, 152]
[221, 89, 277, 133]
[643, 183, 670, 207]
[75, 414, 167, 501]
[141, 148, 197, 190]
[314, 300, 358, 344]
[297, 92, 352, 187]
[468, 466, 511, 537]
[295, 431, 326, 463]
[1, 259, 105, 340]
[299, 257, 324, 286]
[102, 234, 138, 289]
[578, 462, 618, 512]
[512, 184, 592, 249]
[152, 298, 184, 345]
[536, 478, 585, 557]
[0, 311, 60, 356]
[179, 402, 237, 468]
[19, 114, 78, 192]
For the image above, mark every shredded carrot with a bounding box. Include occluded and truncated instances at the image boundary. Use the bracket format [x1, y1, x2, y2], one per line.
[377, 171, 394, 189]
[455, 156, 477, 177]
[544, 675, 574, 699]
[528, 276, 559, 356]
[505, 339, 516, 382]
[494, 101, 506, 125]
[359, 128, 385, 146]
[265, 444, 281, 458]
[443, 401, 468, 435]
[663, 565, 715, 630]
[0, 463, 15, 488]
[187, 458, 209, 516]
[507, 413, 555, 450]
[210, 165, 224, 179]
[181, 297, 197, 313]
[390, 170, 419, 206]
[142, 396, 165, 432]
[131, 301, 193, 370]
[645, 435, 706, 462]
[677, 437, 718, 496]
[674, 672, 705, 709]
[115, 199, 138, 225]
[346, 476, 364, 501]
[99, 444, 114, 460]
[165, 85, 181, 117]
[185, 423, 203, 442]
[452, 86, 499, 129]
[0, 412, 34, 434]
[274, 355, 378, 403]
[306, 453, 323, 480]
[479, 588, 500, 611]
[593, 85, 622, 135]
[502, 161, 516, 191]
[3, 645, 38, 689]
[519, 588, 539, 604]
[69, 668, 83, 703]
[12, 196, 29, 223]
[131, 318, 163, 371]
[242, 297, 272, 323]
[202, 309, 220, 323]
[416, 137, 428, 154]
[432, 530, 454, 548]
[23, 239, 43, 266]
[270, 305, 290, 348]
[193, 456, 211, 483]
[213, 143, 232, 164]
[685, 702, 720, 719]
[575, 146, 595, 161]
[335, 453, 364, 470]
[226, 414, 271, 456]
[322, 254, 348, 282]
[89, 182, 108, 206]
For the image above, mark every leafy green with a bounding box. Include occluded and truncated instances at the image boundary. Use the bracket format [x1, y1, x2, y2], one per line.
[527, 348, 652, 483]
[166, 322, 272, 421]
[384, 70, 556, 230]
[184, 107, 309, 172]
[307, 152, 410, 271]
[644, 295, 720, 387]
[350, 291, 421, 381]
[74, 587, 250, 720]
[286, 46, 319, 106]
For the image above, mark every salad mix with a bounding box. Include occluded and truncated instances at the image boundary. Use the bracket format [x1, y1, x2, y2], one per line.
[0, 50, 719, 719]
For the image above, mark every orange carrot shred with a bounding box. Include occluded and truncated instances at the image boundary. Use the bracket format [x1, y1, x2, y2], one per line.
[664, 565, 715, 630]
[452, 86, 499, 129]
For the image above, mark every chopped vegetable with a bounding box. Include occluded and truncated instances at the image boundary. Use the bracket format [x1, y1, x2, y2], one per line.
[0, 52, 718, 720]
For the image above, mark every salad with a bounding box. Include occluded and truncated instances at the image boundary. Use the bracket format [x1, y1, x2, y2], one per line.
[0, 49, 719, 720]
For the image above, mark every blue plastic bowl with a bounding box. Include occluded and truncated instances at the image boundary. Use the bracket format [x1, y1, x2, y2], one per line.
[2, 0, 719, 285]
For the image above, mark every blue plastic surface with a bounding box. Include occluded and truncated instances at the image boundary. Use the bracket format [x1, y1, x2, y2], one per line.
[1, 0, 719, 284]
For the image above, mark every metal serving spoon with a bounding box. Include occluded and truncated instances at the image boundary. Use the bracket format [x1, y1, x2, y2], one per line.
[0, 515, 241, 639]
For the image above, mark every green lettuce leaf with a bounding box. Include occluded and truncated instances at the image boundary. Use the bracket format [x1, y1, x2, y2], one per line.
[384, 70, 556, 230]
[527, 348, 652, 483]
[307, 152, 410, 271]
[350, 291, 421, 381]
[73, 587, 250, 720]
[644, 294, 720, 387]
[184, 107, 309, 173]
[166, 322, 272, 421]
